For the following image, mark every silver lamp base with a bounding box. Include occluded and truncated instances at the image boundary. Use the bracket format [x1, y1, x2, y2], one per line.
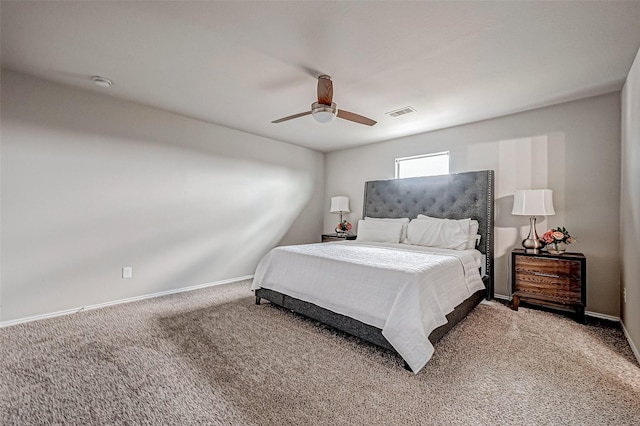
[522, 216, 544, 253]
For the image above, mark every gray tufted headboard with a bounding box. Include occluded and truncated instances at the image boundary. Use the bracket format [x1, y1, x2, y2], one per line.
[363, 170, 495, 299]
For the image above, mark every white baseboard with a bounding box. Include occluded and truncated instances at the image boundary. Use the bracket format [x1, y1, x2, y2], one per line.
[0, 275, 254, 328]
[621, 320, 640, 365]
[584, 310, 620, 322]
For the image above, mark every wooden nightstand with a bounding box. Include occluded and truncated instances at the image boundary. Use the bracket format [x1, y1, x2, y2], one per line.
[321, 234, 356, 243]
[511, 249, 586, 323]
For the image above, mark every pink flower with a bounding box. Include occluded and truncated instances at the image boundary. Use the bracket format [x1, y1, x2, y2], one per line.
[336, 221, 352, 231]
[542, 231, 554, 243]
[541, 226, 575, 246]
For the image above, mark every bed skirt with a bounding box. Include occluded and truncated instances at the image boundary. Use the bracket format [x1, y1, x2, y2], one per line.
[254, 281, 487, 357]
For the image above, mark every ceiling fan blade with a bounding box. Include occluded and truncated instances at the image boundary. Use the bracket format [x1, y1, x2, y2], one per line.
[317, 75, 333, 105]
[337, 109, 377, 126]
[271, 111, 312, 124]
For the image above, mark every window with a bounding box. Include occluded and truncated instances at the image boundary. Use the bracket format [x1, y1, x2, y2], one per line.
[395, 152, 449, 178]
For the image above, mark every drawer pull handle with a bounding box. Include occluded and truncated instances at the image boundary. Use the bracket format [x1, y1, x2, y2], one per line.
[533, 272, 560, 278]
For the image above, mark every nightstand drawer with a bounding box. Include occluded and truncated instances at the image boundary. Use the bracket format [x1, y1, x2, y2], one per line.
[514, 256, 581, 279]
[513, 275, 581, 302]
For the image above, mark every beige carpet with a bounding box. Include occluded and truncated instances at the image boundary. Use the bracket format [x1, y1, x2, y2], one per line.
[1, 279, 639, 425]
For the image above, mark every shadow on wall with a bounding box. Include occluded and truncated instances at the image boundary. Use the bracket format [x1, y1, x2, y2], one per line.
[494, 193, 552, 248]
[1, 71, 320, 321]
[496, 195, 519, 247]
[2, 140, 315, 320]
[468, 133, 564, 297]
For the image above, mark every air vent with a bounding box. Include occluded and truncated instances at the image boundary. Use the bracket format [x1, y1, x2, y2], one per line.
[386, 106, 416, 118]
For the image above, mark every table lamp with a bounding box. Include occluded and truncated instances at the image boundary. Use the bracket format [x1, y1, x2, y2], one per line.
[511, 189, 555, 253]
[330, 196, 350, 231]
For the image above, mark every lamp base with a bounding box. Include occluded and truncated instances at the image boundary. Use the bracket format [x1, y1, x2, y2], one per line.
[522, 216, 543, 254]
[522, 238, 544, 254]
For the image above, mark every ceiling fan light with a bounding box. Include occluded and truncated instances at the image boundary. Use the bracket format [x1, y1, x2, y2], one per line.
[312, 111, 337, 124]
[311, 102, 337, 124]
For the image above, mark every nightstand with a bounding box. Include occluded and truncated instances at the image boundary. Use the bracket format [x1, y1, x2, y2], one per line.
[321, 234, 356, 243]
[511, 249, 586, 323]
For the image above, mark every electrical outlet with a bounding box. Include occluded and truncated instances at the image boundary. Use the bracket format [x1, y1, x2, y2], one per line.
[623, 288, 627, 303]
[122, 266, 133, 279]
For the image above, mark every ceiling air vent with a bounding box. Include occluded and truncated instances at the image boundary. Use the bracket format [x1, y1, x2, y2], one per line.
[386, 106, 416, 118]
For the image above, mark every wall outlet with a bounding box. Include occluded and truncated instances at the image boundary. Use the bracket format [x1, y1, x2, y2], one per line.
[623, 287, 627, 303]
[122, 266, 133, 279]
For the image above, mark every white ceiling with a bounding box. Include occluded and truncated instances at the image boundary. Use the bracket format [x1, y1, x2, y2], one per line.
[2, 1, 640, 153]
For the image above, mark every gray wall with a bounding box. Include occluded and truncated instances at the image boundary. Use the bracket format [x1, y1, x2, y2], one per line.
[621, 47, 640, 355]
[0, 70, 324, 323]
[325, 93, 621, 317]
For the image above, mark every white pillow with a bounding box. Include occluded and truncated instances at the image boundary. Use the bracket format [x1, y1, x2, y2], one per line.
[356, 219, 403, 244]
[467, 220, 479, 249]
[365, 217, 410, 242]
[417, 215, 479, 250]
[407, 217, 470, 250]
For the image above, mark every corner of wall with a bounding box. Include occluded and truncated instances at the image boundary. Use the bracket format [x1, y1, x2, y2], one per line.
[619, 45, 640, 360]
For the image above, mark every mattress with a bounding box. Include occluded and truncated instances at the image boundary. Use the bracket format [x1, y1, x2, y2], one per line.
[252, 241, 485, 373]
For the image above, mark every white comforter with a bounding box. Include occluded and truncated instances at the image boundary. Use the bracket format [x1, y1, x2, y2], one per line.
[251, 241, 485, 373]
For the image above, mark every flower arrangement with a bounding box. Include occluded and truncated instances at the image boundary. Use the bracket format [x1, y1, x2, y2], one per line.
[542, 227, 575, 245]
[335, 220, 352, 234]
[542, 226, 575, 254]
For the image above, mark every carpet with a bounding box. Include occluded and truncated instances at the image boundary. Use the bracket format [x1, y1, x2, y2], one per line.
[1, 280, 639, 425]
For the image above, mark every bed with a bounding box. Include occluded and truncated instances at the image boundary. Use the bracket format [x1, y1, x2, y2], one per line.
[252, 170, 494, 373]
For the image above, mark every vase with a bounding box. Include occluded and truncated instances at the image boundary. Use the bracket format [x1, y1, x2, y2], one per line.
[547, 242, 566, 254]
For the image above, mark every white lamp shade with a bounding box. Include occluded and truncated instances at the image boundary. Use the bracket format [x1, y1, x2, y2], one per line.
[330, 196, 350, 213]
[511, 190, 556, 216]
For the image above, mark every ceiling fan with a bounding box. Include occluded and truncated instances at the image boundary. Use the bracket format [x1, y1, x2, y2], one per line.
[271, 75, 376, 126]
